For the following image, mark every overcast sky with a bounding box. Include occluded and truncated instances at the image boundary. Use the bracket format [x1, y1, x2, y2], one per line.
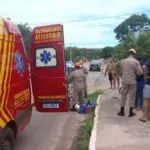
[1, 0, 150, 48]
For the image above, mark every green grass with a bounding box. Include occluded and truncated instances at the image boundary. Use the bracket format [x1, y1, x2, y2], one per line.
[78, 115, 94, 150]
[76, 91, 101, 150]
[88, 90, 101, 102]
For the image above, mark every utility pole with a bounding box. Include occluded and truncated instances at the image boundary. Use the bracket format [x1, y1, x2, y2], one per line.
[69, 43, 72, 61]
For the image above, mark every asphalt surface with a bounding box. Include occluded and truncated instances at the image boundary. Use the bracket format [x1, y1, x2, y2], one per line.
[15, 63, 108, 150]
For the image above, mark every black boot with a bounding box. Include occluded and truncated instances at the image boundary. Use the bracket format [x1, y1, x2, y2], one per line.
[70, 105, 76, 111]
[85, 93, 88, 98]
[117, 107, 125, 116]
[128, 107, 136, 117]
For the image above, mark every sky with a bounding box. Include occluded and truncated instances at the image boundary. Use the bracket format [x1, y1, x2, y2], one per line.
[1, 0, 150, 48]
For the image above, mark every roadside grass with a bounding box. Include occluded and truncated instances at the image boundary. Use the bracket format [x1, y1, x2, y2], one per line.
[88, 90, 101, 102]
[76, 90, 101, 150]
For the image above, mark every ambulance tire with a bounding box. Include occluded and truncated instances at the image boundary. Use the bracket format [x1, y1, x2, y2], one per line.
[0, 127, 15, 150]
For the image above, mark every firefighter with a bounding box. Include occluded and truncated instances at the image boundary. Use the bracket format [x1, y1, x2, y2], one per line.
[68, 62, 85, 111]
[118, 48, 143, 117]
[79, 59, 88, 98]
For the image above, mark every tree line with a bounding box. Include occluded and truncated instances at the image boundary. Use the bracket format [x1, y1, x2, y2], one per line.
[17, 23, 102, 60]
[100, 14, 150, 60]
[65, 47, 102, 62]
[18, 13, 150, 60]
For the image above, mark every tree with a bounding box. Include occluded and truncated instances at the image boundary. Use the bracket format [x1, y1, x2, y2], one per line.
[65, 47, 102, 62]
[113, 31, 150, 60]
[113, 43, 127, 60]
[18, 23, 32, 57]
[100, 46, 114, 59]
[136, 31, 150, 58]
[114, 14, 150, 41]
[65, 47, 81, 62]
[113, 33, 137, 60]
[123, 33, 138, 50]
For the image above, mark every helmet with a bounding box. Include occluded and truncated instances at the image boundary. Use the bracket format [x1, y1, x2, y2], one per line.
[128, 48, 136, 54]
[75, 62, 80, 68]
[79, 60, 84, 64]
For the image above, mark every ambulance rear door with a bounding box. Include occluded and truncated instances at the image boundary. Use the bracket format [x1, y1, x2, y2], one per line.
[30, 24, 69, 112]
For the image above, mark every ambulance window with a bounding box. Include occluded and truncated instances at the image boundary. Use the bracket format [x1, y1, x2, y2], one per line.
[36, 47, 57, 67]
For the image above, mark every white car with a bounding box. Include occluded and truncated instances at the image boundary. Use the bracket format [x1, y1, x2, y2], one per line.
[66, 61, 74, 68]
[66, 61, 75, 75]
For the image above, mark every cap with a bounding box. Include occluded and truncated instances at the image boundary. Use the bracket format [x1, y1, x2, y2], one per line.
[128, 48, 136, 54]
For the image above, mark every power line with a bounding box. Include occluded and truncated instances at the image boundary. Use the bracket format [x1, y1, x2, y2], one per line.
[25, 10, 150, 26]
[65, 41, 117, 46]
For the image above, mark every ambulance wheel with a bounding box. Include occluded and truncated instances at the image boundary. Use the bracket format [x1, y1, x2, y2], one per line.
[0, 127, 15, 150]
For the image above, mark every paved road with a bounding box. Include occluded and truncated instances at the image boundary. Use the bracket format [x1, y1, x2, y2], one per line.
[15, 67, 108, 150]
[86, 63, 108, 92]
[87, 71, 108, 93]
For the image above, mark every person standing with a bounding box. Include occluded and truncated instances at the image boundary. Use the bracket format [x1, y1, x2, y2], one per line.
[111, 58, 121, 89]
[105, 58, 113, 89]
[68, 62, 85, 111]
[135, 58, 145, 110]
[116, 60, 121, 90]
[118, 49, 143, 117]
[139, 62, 150, 122]
[79, 59, 88, 98]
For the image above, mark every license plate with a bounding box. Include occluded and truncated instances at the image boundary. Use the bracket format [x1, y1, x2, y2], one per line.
[43, 103, 59, 108]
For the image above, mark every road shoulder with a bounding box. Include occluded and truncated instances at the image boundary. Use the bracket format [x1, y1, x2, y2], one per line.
[89, 95, 101, 150]
[91, 89, 150, 150]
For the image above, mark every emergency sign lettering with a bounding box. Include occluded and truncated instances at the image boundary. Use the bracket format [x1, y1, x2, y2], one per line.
[34, 25, 62, 43]
[14, 88, 30, 108]
[38, 95, 66, 100]
[35, 26, 62, 34]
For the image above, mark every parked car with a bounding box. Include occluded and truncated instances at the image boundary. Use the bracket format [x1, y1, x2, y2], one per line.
[89, 59, 101, 71]
[66, 61, 75, 75]
[66, 61, 74, 67]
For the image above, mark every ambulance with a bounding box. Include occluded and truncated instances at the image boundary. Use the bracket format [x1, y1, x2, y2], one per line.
[0, 18, 69, 150]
